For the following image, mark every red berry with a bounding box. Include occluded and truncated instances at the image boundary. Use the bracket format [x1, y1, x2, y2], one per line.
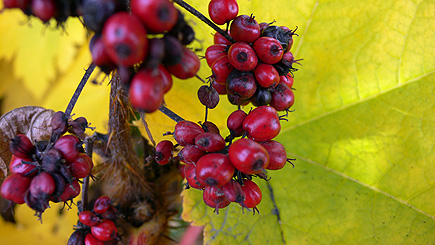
[79, 210, 101, 227]
[212, 79, 227, 95]
[85, 233, 104, 245]
[195, 153, 234, 187]
[222, 179, 245, 204]
[69, 153, 93, 179]
[9, 155, 37, 176]
[228, 138, 269, 175]
[205, 44, 227, 67]
[157, 65, 173, 93]
[178, 145, 205, 164]
[227, 93, 250, 106]
[259, 22, 271, 32]
[102, 12, 148, 66]
[282, 51, 294, 64]
[155, 140, 174, 165]
[226, 109, 247, 137]
[243, 105, 281, 142]
[211, 55, 234, 85]
[254, 63, 280, 88]
[3, 0, 30, 9]
[1, 173, 31, 204]
[184, 163, 204, 189]
[166, 46, 200, 79]
[194, 132, 226, 152]
[94, 196, 111, 214]
[173, 121, 204, 146]
[29, 172, 56, 198]
[230, 15, 261, 43]
[208, 0, 238, 25]
[241, 179, 262, 209]
[226, 70, 257, 99]
[10, 134, 34, 159]
[261, 140, 289, 170]
[54, 135, 82, 163]
[91, 219, 117, 241]
[253, 37, 284, 64]
[203, 185, 230, 213]
[279, 75, 293, 88]
[270, 83, 295, 111]
[131, 0, 178, 33]
[129, 69, 164, 113]
[227, 42, 258, 72]
[51, 111, 69, 135]
[31, 0, 55, 22]
[58, 179, 81, 202]
[213, 30, 232, 46]
[90, 35, 115, 73]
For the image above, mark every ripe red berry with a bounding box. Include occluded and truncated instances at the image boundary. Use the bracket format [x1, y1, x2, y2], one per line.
[228, 138, 269, 174]
[166, 46, 200, 79]
[90, 35, 115, 73]
[157, 65, 173, 94]
[58, 179, 81, 202]
[205, 44, 228, 67]
[194, 132, 226, 152]
[222, 179, 245, 204]
[261, 140, 289, 170]
[79, 210, 101, 227]
[91, 219, 118, 241]
[243, 105, 281, 142]
[29, 172, 56, 198]
[208, 0, 239, 25]
[195, 153, 234, 187]
[131, 0, 178, 33]
[178, 145, 205, 164]
[241, 179, 262, 209]
[84, 233, 104, 245]
[230, 15, 261, 43]
[254, 63, 280, 88]
[173, 121, 204, 146]
[9, 155, 37, 176]
[69, 153, 93, 179]
[279, 75, 294, 88]
[129, 69, 164, 113]
[226, 70, 257, 99]
[94, 196, 111, 214]
[31, 0, 55, 22]
[155, 140, 174, 165]
[213, 30, 232, 46]
[102, 12, 148, 66]
[227, 109, 247, 137]
[203, 185, 230, 213]
[253, 37, 284, 64]
[10, 134, 34, 159]
[54, 135, 82, 163]
[1, 173, 31, 204]
[270, 83, 295, 111]
[227, 42, 258, 72]
[211, 55, 234, 85]
[184, 163, 204, 189]
[212, 79, 227, 95]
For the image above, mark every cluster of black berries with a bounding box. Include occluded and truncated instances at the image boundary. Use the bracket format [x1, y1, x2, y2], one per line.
[0, 111, 93, 218]
[206, 0, 299, 112]
[154, 104, 293, 214]
[68, 196, 118, 245]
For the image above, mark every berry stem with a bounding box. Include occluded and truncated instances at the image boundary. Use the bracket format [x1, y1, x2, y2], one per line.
[172, 0, 235, 43]
[65, 63, 96, 117]
[159, 105, 185, 123]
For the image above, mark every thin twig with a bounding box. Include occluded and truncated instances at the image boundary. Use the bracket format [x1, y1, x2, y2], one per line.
[139, 112, 156, 146]
[65, 63, 96, 117]
[82, 136, 94, 211]
[159, 105, 185, 123]
[172, 0, 235, 43]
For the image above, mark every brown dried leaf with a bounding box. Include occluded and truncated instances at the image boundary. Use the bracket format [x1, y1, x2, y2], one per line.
[0, 106, 54, 178]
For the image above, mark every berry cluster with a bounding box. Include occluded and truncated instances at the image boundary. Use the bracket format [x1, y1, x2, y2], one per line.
[156, 105, 293, 213]
[68, 196, 118, 244]
[87, 0, 200, 113]
[0, 111, 93, 218]
[206, 0, 299, 111]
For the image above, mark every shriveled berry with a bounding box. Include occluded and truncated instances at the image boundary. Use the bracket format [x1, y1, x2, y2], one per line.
[68, 229, 86, 245]
[227, 42, 258, 72]
[228, 138, 269, 174]
[91, 219, 117, 241]
[155, 140, 174, 165]
[197, 85, 220, 109]
[196, 153, 234, 187]
[194, 132, 226, 152]
[1, 173, 31, 204]
[243, 106, 281, 142]
[51, 111, 69, 135]
[41, 148, 63, 172]
[173, 121, 204, 146]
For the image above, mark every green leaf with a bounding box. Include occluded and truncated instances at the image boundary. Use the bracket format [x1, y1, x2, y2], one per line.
[182, 0, 435, 243]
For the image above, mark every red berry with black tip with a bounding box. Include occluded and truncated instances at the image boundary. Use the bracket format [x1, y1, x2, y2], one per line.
[227, 109, 247, 137]
[155, 140, 174, 165]
[129, 69, 164, 113]
[227, 42, 258, 72]
[228, 138, 269, 175]
[254, 63, 280, 88]
[79, 210, 101, 227]
[270, 83, 295, 111]
[91, 219, 117, 241]
[230, 15, 261, 43]
[261, 140, 289, 170]
[29, 172, 56, 198]
[202, 121, 220, 135]
[174, 121, 204, 146]
[211, 55, 234, 85]
[69, 153, 93, 179]
[243, 105, 281, 142]
[203, 185, 230, 213]
[226, 70, 257, 99]
[166, 46, 200, 79]
[178, 145, 205, 164]
[131, 0, 178, 33]
[184, 163, 204, 189]
[241, 179, 262, 209]
[94, 196, 111, 214]
[253, 37, 284, 64]
[250, 87, 272, 107]
[279, 75, 293, 88]
[10, 134, 34, 159]
[102, 12, 148, 66]
[54, 135, 82, 162]
[194, 132, 226, 152]
[196, 153, 234, 187]
[1, 173, 31, 204]
[9, 155, 37, 176]
[222, 179, 245, 204]
[208, 0, 238, 25]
